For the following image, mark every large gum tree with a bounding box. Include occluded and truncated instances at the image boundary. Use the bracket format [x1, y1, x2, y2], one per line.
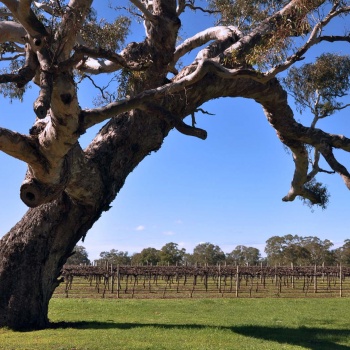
[0, 0, 350, 330]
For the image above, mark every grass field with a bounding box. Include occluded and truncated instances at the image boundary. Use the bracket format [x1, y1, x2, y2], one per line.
[1, 298, 350, 349]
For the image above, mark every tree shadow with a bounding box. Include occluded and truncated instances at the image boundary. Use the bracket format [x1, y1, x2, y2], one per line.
[231, 325, 350, 350]
[50, 321, 350, 349]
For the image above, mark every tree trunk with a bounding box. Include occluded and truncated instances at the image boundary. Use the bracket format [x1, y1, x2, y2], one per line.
[0, 109, 170, 330]
[0, 194, 98, 329]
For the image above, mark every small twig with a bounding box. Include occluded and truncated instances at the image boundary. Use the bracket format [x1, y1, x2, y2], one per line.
[0, 52, 25, 61]
[185, 1, 220, 15]
[195, 108, 215, 116]
[145, 102, 207, 140]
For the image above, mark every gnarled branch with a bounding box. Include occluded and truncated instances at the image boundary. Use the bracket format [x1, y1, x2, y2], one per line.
[0, 127, 39, 163]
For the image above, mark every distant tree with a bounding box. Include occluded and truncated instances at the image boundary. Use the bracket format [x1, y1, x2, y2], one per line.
[265, 234, 335, 265]
[226, 245, 261, 266]
[283, 243, 311, 265]
[265, 234, 308, 265]
[131, 247, 160, 265]
[183, 252, 195, 266]
[301, 236, 334, 265]
[98, 249, 131, 265]
[66, 245, 90, 265]
[265, 235, 297, 265]
[159, 242, 186, 265]
[192, 242, 226, 265]
[334, 240, 350, 266]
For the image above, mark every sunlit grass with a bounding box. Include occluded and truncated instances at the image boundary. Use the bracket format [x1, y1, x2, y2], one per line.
[0, 298, 350, 349]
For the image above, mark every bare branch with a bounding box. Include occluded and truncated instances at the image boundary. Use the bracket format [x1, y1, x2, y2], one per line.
[172, 26, 242, 66]
[176, 0, 185, 15]
[0, 127, 40, 164]
[306, 148, 335, 181]
[184, 1, 219, 15]
[319, 35, 350, 44]
[0, 0, 48, 38]
[55, 0, 93, 60]
[145, 103, 207, 140]
[33, 1, 54, 15]
[319, 144, 350, 190]
[74, 45, 152, 72]
[0, 21, 26, 44]
[129, 0, 156, 22]
[82, 59, 266, 129]
[0, 52, 25, 60]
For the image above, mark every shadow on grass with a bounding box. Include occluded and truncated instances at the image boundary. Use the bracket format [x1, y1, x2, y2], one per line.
[50, 321, 350, 349]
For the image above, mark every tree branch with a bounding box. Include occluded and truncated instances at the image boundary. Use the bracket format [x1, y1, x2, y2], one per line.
[0, 21, 26, 44]
[0, 42, 38, 88]
[176, 0, 185, 15]
[144, 102, 207, 140]
[55, 0, 93, 61]
[263, 3, 350, 79]
[319, 144, 350, 190]
[0, 127, 40, 164]
[33, 1, 54, 15]
[129, 0, 156, 22]
[224, 0, 327, 62]
[172, 26, 242, 68]
[74, 45, 152, 73]
[82, 59, 266, 129]
[0, 0, 48, 38]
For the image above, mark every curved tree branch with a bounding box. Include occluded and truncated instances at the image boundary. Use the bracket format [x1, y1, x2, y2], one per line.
[129, 0, 156, 22]
[172, 26, 243, 66]
[0, 0, 48, 38]
[74, 45, 152, 72]
[224, 0, 327, 60]
[319, 144, 350, 190]
[82, 59, 266, 129]
[0, 21, 26, 44]
[0, 127, 40, 164]
[144, 102, 207, 140]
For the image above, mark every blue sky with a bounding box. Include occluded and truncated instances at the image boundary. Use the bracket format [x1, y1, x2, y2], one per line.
[1, 2, 350, 261]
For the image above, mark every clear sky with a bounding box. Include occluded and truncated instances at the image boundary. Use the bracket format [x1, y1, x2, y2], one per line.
[0, 2, 350, 262]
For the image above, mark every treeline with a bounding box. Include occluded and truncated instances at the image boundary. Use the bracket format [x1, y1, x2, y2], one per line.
[67, 235, 350, 267]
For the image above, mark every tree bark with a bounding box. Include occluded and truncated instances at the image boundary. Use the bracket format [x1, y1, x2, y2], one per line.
[0, 194, 91, 329]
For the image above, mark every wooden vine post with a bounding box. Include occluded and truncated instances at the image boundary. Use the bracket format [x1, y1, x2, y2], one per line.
[340, 264, 343, 298]
[235, 265, 239, 298]
[314, 265, 317, 294]
[116, 264, 120, 299]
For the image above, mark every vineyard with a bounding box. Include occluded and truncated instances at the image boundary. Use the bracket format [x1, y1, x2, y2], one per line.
[52, 265, 350, 299]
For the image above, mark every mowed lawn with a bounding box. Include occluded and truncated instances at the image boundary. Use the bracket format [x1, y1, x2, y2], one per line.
[1, 298, 350, 349]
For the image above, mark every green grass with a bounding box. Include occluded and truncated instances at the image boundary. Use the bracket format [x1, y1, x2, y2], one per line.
[1, 298, 350, 349]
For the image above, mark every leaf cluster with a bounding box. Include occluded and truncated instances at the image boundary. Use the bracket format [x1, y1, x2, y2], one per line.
[300, 178, 330, 210]
[208, 0, 289, 32]
[0, 58, 28, 102]
[80, 16, 131, 52]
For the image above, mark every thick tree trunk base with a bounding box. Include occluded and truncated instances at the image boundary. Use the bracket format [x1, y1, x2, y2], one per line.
[0, 194, 95, 330]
